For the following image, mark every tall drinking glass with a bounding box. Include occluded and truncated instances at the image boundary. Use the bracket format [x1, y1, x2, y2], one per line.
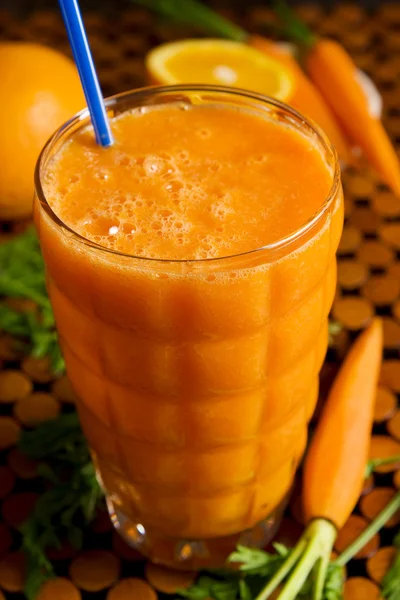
[34, 86, 343, 569]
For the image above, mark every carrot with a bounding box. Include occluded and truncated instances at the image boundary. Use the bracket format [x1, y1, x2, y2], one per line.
[248, 35, 351, 163]
[306, 39, 400, 196]
[274, 1, 400, 196]
[303, 319, 383, 529]
[255, 319, 383, 600]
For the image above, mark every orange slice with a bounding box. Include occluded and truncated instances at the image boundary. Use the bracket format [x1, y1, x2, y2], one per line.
[146, 39, 294, 102]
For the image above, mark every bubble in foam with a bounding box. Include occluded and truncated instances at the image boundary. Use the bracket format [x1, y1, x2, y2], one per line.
[82, 213, 122, 239]
[127, 223, 136, 232]
[197, 128, 211, 139]
[44, 171, 55, 184]
[247, 154, 268, 165]
[143, 155, 169, 176]
[95, 170, 111, 182]
[135, 156, 145, 167]
[210, 200, 232, 220]
[159, 209, 173, 218]
[165, 180, 183, 194]
[117, 155, 131, 167]
[161, 166, 177, 180]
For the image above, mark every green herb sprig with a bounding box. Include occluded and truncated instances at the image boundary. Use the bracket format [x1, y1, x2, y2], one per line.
[178, 490, 400, 600]
[177, 543, 343, 600]
[382, 531, 400, 600]
[0, 228, 64, 374]
[18, 413, 103, 600]
[272, 0, 317, 50]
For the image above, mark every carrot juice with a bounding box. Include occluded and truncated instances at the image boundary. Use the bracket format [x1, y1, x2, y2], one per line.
[34, 86, 343, 567]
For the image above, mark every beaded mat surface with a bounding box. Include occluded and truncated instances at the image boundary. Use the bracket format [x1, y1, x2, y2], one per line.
[1, 3, 400, 599]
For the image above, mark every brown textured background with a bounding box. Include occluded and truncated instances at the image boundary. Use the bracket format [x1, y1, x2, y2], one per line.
[1, 3, 400, 598]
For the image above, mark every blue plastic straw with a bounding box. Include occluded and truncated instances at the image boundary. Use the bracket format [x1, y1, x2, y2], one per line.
[58, 0, 113, 147]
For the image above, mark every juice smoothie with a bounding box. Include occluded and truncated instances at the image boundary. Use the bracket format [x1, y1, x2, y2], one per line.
[35, 87, 343, 566]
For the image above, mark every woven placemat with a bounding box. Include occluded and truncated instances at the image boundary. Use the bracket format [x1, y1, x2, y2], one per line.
[0, 3, 400, 599]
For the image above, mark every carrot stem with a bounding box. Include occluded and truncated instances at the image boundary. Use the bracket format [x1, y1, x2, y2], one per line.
[336, 491, 400, 567]
[365, 454, 400, 477]
[273, 0, 316, 49]
[275, 520, 336, 600]
[313, 551, 331, 600]
[253, 537, 308, 600]
[254, 520, 336, 600]
[132, 0, 247, 41]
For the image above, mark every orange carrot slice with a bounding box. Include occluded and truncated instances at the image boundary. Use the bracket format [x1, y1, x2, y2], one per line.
[0, 371, 32, 403]
[145, 563, 196, 594]
[107, 578, 157, 600]
[0, 417, 21, 450]
[69, 551, 120, 592]
[367, 546, 397, 584]
[343, 577, 381, 600]
[13, 392, 60, 427]
[0, 552, 26, 592]
[361, 488, 400, 527]
[37, 577, 81, 600]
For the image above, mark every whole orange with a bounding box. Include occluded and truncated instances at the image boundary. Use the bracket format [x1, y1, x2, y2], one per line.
[0, 43, 85, 220]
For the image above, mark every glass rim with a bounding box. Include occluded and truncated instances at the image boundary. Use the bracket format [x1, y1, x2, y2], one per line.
[35, 84, 341, 265]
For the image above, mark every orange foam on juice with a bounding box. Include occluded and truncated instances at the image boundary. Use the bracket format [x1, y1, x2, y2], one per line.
[36, 100, 343, 543]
